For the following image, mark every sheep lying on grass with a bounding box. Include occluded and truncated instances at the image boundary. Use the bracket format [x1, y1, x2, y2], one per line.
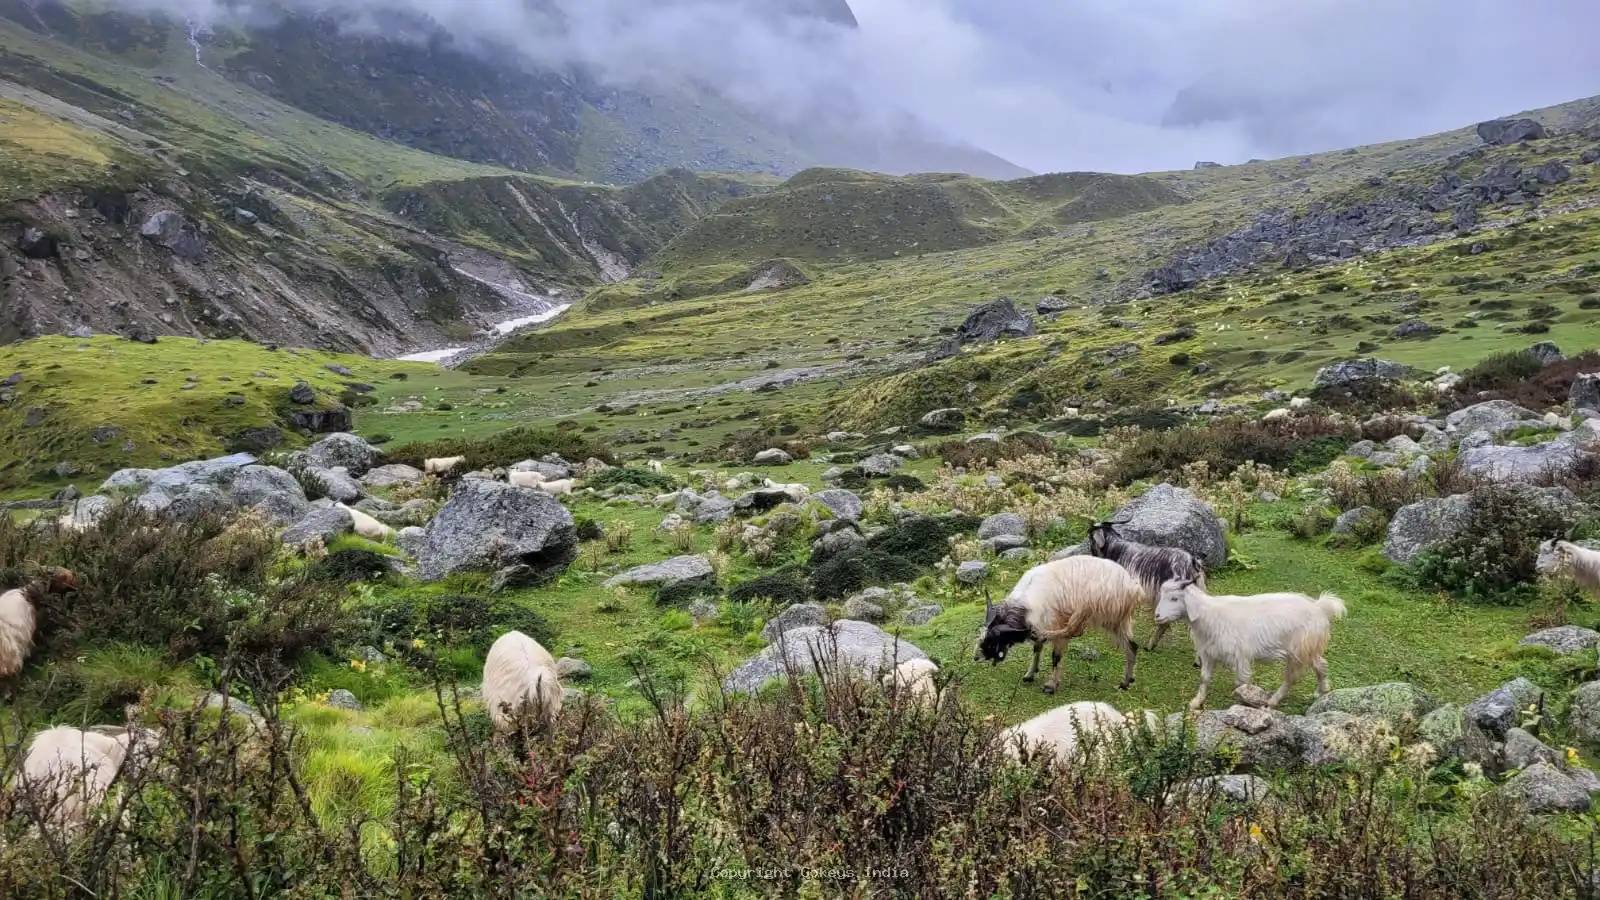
[424, 456, 467, 475]
[1155, 577, 1346, 711]
[0, 568, 77, 677]
[881, 658, 939, 705]
[974, 557, 1145, 694]
[1537, 540, 1600, 599]
[999, 701, 1128, 763]
[1088, 521, 1206, 653]
[483, 630, 563, 732]
[20, 725, 140, 829]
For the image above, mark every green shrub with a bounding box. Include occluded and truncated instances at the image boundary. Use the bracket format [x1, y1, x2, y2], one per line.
[1580, 297, 1600, 310]
[1411, 485, 1577, 603]
[882, 474, 926, 492]
[360, 593, 556, 654]
[936, 433, 1055, 468]
[653, 578, 720, 607]
[1449, 351, 1600, 413]
[307, 548, 393, 583]
[386, 427, 611, 472]
[586, 467, 679, 493]
[574, 517, 605, 542]
[809, 514, 978, 598]
[728, 572, 809, 607]
[1111, 416, 1354, 483]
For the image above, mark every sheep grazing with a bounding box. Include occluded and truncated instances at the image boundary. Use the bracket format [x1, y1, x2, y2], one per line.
[1289, 397, 1311, 410]
[482, 630, 563, 732]
[974, 556, 1145, 694]
[1537, 540, 1600, 598]
[1262, 408, 1290, 422]
[337, 504, 394, 541]
[1087, 522, 1206, 652]
[1155, 577, 1346, 711]
[1000, 700, 1127, 763]
[647, 460, 664, 475]
[424, 456, 467, 475]
[508, 469, 547, 489]
[881, 658, 939, 705]
[534, 478, 575, 497]
[20, 725, 138, 829]
[0, 568, 77, 677]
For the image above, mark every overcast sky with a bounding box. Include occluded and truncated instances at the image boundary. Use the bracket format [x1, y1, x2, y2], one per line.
[121, 0, 1600, 174]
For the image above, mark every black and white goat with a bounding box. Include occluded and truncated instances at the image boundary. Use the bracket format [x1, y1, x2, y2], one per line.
[1087, 521, 1207, 652]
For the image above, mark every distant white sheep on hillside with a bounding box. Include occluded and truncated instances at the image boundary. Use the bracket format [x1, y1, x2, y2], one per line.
[424, 456, 466, 475]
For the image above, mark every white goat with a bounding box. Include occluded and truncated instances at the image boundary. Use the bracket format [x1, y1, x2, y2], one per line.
[1289, 397, 1311, 410]
[482, 630, 563, 732]
[508, 469, 547, 489]
[1155, 577, 1346, 711]
[1262, 408, 1290, 422]
[534, 478, 574, 497]
[647, 460, 664, 475]
[1000, 701, 1128, 763]
[424, 456, 467, 475]
[880, 658, 939, 705]
[1537, 540, 1600, 599]
[974, 557, 1146, 694]
[0, 569, 77, 677]
[337, 504, 394, 541]
[20, 726, 137, 829]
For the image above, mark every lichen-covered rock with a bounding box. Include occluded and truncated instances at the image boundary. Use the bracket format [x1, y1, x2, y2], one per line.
[1573, 374, 1600, 413]
[282, 506, 354, 546]
[1569, 682, 1600, 745]
[1445, 400, 1543, 437]
[1190, 705, 1306, 772]
[306, 466, 363, 503]
[901, 604, 943, 626]
[1331, 506, 1384, 538]
[1306, 682, 1436, 733]
[858, 453, 904, 476]
[978, 513, 1027, 540]
[229, 465, 309, 524]
[1519, 626, 1600, 656]
[956, 560, 991, 584]
[417, 480, 576, 583]
[1383, 486, 1580, 563]
[841, 596, 886, 622]
[361, 464, 425, 488]
[761, 603, 828, 642]
[812, 489, 863, 522]
[1176, 774, 1271, 806]
[693, 496, 735, 524]
[1418, 704, 1466, 759]
[1503, 728, 1560, 771]
[556, 657, 593, 680]
[919, 408, 965, 432]
[1313, 358, 1405, 389]
[326, 689, 363, 711]
[1466, 678, 1545, 740]
[753, 448, 793, 466]
[1110, 483, 1228, 567]
[604, 555, 714, 589]
[1499, 762, 1590, 813]
[395, 526, 426, 557]
[725, 621, 926, 694]
[295, 433, 382, 477]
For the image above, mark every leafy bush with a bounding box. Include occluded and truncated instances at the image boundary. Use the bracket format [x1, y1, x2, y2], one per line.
[809, 514, 978, 598]
[935, 432, 1055, 468]
[653, 578, 719, 607]
[307, 548, 393, 583]
[586, 467, 679, 493]
[574, 516, 605, 542]
[728, 571, 810, 607]
[386, 427, 611, 472]
[1449, 351, 1600, 412]
[1411, 485, 1578, 603]
[1111, 416, 1355, 483]
[360, 593, 556, 654]
[882, 474, 926, 492]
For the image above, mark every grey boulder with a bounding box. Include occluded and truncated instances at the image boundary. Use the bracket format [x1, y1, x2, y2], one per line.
[1499, 762, 1591, 814]
[282, 506, 355, 546]
[760, 603, 829, 642]
[1312, 358, 1405, 389]
[1306, 682, 1436, 733]
[812, 489, 864, 522]
[978, 512, 1028, 540]
[1109, 483, 1228, 568]
[725, 621, 926, 694]
[361, 464, 425, 488]
[604, 554, 715, 589]
[1445, 400, 1542, 436]
[1519, 626, 1600, 655]
[296, 433, 382, 478]
[416, 480, 576, 583]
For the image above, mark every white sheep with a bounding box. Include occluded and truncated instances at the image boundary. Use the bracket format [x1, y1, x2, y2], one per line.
[1262, 408, 1290, 422]
[424, 456, 467, 475]
[336, 504, 394, 541]
[20, 726, 137, 829]
[1155, 577, 1346, 711]
[974, 557, 1146, 694]
[647, 460, 664, 474]
[1537, 540, 1600, 599]
[880, 658, 939, 705]
[508, 469, 547, 489]
[0, 569, 77, 677]
[534, 478, 574, 496]
[482, 630, 563, 732]
[1289, 397, 1311, 410]
[999, 701, 1128, 763]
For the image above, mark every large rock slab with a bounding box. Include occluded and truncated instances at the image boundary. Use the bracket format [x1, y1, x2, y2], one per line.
[1519, 626, 1600, 656]
[295, 433, 382, 478]
[604, 555, 715, 589]
[1306, 682, 1436, 733]
[811, 489, 863, 522]
[1445, 400, 1543, 436]
[724, 621, 926, 694]
[416, 481, 576, 583]
[979, 513, 1028, 540]
[362, 464, 425, 488]
[1110, 483, 1227, 567]
[282, 506, 354, 546]
[1570, 682, 1600, 745]
[1458, 438, 1593, 483]
[1312, 358, 1405, 389]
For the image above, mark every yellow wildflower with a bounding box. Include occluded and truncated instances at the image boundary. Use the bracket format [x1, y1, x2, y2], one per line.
[1567, 747, 1582, 766]
[412, 638, 427, 650]
[1248, 823, 1264, 843]
[350, 659, 367, 673]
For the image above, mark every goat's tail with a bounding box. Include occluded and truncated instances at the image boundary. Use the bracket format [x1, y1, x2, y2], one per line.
[1314, 593, 1347, 621]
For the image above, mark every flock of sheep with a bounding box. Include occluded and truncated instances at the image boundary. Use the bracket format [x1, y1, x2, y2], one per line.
[8, 486, 1600, 829]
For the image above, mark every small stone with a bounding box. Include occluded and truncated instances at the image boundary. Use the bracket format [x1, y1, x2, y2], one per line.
[956, 560, 991, 584]
[901, 604, 942, 626]
[325, 689, 363, 711]
[842, 597, 886, 622]
[556, 657, 593, 680]
[1234, 684, 1275, 709]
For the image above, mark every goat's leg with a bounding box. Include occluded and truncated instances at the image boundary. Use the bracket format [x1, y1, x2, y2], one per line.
[1148, 621, 1170, 652]
[1312, 657, 1331, 696]
[1043, 644, 1064, 695]
[1269, 660, 1303, 708]
[1022, 641, 1043, 682]
[1115, 628, 1138, 691]
[1189, 657, 1214, 711]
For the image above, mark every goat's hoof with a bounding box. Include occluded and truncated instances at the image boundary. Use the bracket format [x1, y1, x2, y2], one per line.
[1021, 673, 1036, 683]
[1041, 684, 1057, 696]
[1118, 681, 1133, 692]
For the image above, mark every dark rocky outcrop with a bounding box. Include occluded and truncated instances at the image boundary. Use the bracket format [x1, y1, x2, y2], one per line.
[1475, 118, 1548, 146]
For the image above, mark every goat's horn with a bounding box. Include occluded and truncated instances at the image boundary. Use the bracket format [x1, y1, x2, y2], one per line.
[984, 587, 994, 623]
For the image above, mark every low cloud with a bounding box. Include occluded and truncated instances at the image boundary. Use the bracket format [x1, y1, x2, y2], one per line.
[104, 0, 1600, 174]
